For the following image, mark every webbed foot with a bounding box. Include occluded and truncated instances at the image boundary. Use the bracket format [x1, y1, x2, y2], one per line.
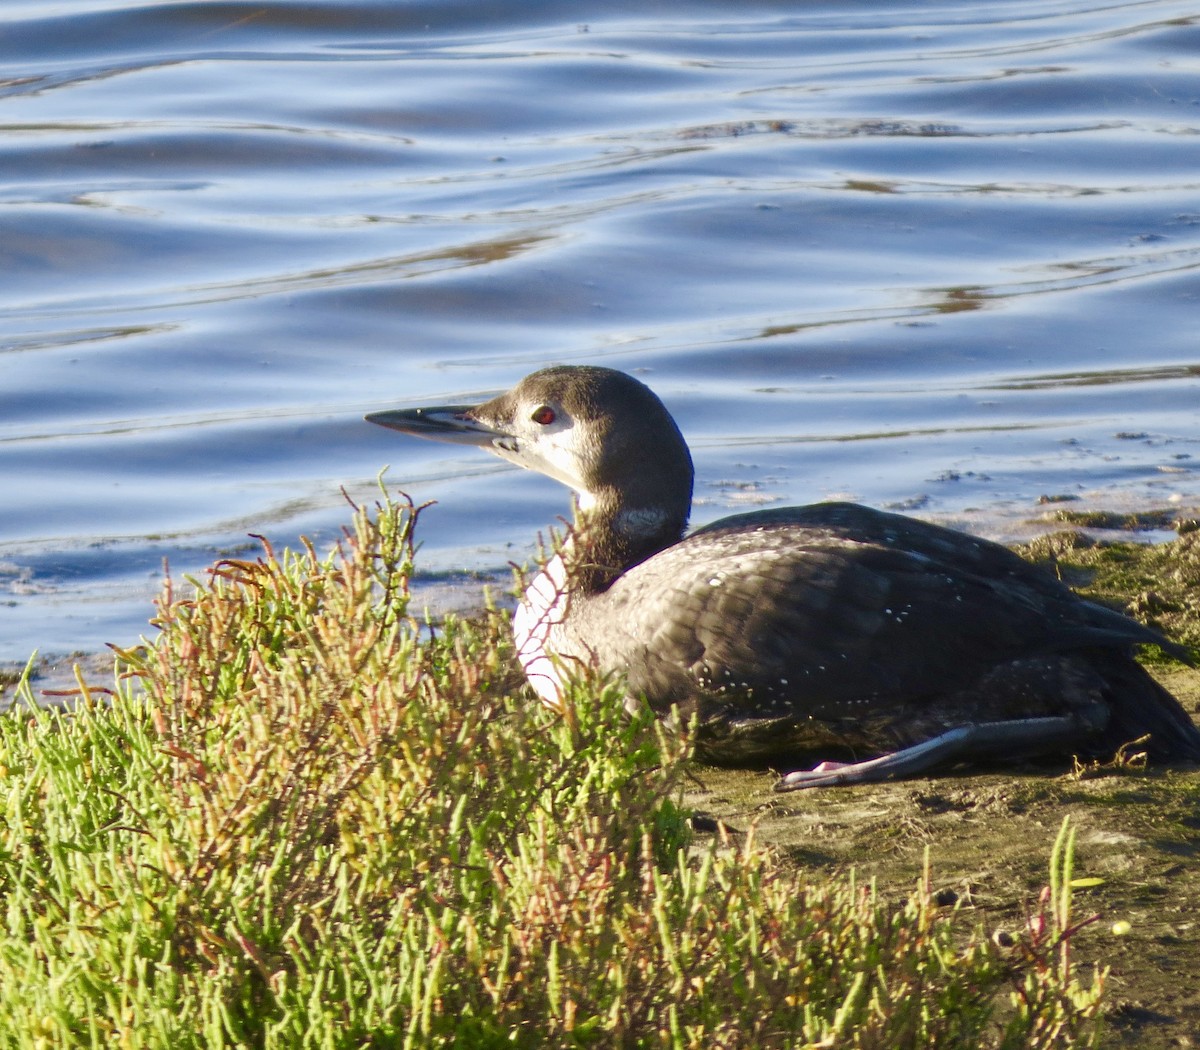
[774, 715, 1090, 791]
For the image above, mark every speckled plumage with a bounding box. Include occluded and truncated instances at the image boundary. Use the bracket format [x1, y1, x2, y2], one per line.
[554, 503, 1192, 764]
[368, 365, 1200, 785]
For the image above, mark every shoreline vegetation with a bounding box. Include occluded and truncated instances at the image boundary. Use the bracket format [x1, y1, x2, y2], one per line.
[1, 490, 1197, 1047]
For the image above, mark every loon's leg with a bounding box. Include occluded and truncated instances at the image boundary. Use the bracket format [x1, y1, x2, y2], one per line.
[774, 715, 1088, 791]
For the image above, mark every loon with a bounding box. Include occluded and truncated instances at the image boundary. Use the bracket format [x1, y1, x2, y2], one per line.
[366, 364, 1200, 789]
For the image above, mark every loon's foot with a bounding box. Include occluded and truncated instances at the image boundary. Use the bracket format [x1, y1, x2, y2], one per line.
[774, 715, 1088, 791]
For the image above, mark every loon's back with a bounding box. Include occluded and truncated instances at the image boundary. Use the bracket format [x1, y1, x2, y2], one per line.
[560, 502, 1199, 766]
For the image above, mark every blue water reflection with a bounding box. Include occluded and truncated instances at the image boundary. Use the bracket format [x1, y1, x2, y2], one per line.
[1, 0, 1197, 659]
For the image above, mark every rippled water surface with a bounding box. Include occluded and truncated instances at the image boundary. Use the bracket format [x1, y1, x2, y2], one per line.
[3, 0, 1199, 661]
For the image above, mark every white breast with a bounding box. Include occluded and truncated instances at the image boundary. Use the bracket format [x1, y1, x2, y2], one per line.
[511, 552, 572, 711]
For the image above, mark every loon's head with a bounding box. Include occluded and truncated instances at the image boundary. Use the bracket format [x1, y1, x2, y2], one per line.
[367, 365, 695, 539]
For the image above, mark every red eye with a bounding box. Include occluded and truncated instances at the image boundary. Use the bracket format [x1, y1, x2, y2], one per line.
[530, 405, 556, 425]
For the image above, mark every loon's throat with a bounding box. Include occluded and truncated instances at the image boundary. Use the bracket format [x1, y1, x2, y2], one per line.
[569, 498, 686, 594]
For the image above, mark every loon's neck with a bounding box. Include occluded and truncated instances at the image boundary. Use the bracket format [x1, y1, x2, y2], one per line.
[514, 491, 687, 709]
[565, 489, 689, 595]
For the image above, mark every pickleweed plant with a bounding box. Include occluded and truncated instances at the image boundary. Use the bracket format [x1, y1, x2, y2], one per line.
[0, 489, 1104, 1048]
[997, 818, 1106, 1049]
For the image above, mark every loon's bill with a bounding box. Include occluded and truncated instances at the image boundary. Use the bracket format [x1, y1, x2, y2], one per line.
[365, 405, 500, 447]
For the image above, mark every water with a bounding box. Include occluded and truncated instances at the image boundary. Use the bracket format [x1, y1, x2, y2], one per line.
[2, 0, 1199, 664]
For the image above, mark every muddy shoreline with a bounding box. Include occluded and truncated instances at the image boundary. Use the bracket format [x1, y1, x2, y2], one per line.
[685, 694, 1200, 1047]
